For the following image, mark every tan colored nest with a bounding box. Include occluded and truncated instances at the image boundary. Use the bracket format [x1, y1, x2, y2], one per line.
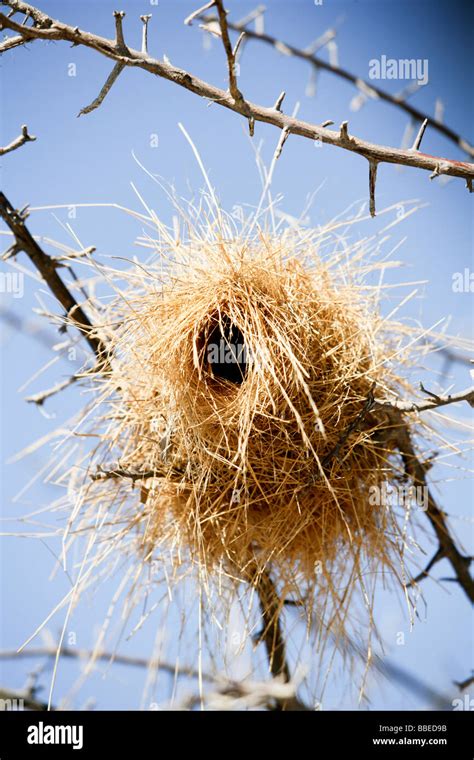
[86, 215, 421, 621]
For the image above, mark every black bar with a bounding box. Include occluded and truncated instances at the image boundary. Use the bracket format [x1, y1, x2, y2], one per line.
[0, 709, 472, 757]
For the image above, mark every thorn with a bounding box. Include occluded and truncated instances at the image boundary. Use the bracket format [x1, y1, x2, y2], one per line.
[20, 125, 36, 143]
[368, 160, 378, 218]
[419, 381, 441, 401]
[184, 1, 216, 27]
[275, 126, 290, 159]
[339, 120, 350, 142]
[430, 160, 450, 181]
[273, 91, 285, 112]
[466, 178, 473, 193]
[2, 242, 21, 261]
[232, 31, 245, 58]
[320, 119, 334, 128]
[113, 10, 127, 51]
[248, 116, 255, 137]
[140, 14, 152, 54]
[411, 118, 428, 151]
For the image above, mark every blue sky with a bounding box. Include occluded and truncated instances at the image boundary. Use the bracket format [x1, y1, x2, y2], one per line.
[1, 0, 472, 709]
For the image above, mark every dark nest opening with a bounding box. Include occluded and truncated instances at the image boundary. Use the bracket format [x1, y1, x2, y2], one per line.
[203, 314, 248, 385]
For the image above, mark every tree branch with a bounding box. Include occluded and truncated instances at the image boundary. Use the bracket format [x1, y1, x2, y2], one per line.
[198, 10, 474, 159]
[214, 0, 244, 103]
[395, 421, 474, 603]
[0, 192, 108, 362]
[0, 123, 36, 155]
[375, 384, 474, 414]
[0, 646, 207, 681]
[240, 561, 307, 710]
[0, 31, 30, 51]
[25, 374, 81, 405]
[329, 386, 474, 602]
[78, 61, 125, 117]
[0, 0, 472, 208]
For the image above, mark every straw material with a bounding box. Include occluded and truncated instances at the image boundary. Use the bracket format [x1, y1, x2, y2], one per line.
[84, 212, 423, 628]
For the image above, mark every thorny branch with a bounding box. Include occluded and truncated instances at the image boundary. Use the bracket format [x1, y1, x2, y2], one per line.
[395, 421, 474, 603]
[0, 192, 108, 362]
[321, 382, 474, 602]
[0, 0, 473, 217]
[0, 642, 453, 709]
[0, 647, 308, 710]
[0, 646, 208, 682]
[375, 384, 474, 414]
[214, 0, 244, 103]
[198, 9, 474, 159]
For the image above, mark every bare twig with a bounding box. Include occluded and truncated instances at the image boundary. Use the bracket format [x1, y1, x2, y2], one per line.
[78, 61, 125, 117]
[0, 30, 29, 50]
[25, 374, 82, 405]
[0, 124, 36, 155]
[321, 384, 474, 602]
[0, 1, 472, 192]
[375, 385, 474, 414]
[198, 11, 474, 159]
[395, 422, 474, 603]
[0, 192, 107, 362]
[184, 1, 215, 27]
[214, 0, 244, 103]
[0, 646, 206, 681]
[369, 382, 474, 601]
[0, 646, 311, 709]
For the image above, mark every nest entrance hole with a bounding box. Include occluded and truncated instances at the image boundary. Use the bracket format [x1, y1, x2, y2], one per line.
[204, 315, 248, 384]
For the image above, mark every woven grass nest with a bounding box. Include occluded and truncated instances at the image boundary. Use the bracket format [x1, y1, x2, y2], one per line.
[80, 205, 426, 633]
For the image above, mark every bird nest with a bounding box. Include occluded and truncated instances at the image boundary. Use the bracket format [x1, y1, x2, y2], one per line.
[80, 209, 425, 635]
